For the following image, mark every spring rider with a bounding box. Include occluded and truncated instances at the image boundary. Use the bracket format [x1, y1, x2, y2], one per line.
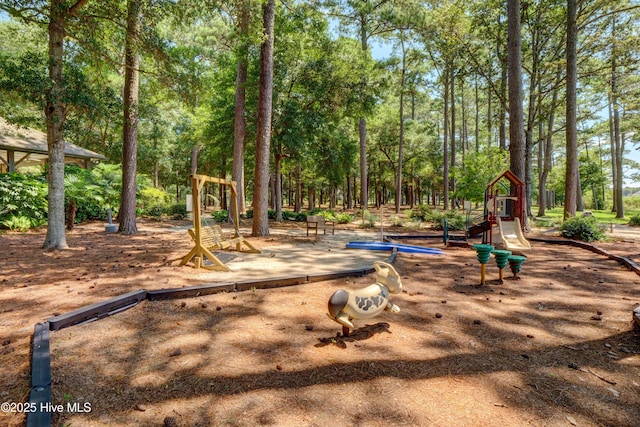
[327, 261, 402, 337]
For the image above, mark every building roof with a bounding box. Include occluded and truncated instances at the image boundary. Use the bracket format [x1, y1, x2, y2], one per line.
[0, 117, 107, 169]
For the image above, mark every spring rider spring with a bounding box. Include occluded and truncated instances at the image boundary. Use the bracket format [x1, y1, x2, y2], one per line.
[508, 255, 526, 279]
[472, 244, 494, 285]
[492, 249, 512, 282]
[327, 261, 402, 337]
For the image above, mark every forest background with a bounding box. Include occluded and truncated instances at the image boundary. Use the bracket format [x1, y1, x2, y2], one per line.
[0, 0, 639, 248]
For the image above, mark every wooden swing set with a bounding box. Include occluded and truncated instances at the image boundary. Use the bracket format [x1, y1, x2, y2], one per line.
[180, 174, 259, 271]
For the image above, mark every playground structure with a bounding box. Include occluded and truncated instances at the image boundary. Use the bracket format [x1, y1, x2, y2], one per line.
[180, 174, 259, 271]
[496, 217, 531, 252]
[327, 261, 403, 337]
[483, 170, 531, 251]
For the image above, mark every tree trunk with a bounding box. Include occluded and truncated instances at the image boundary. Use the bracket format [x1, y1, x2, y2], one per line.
[611, 20, 624, 219]
[232, 2, 249, 219]
[475, 76, 480, 151]
[487, 69, 493, 147]
[395, 34, 406, 214]
[295, 164, 302, 213]
[153, 133, 159, 188]
[359, 118, 367, 210]
[443, 64, 450, 210]
[507, 0, 526, 183]
[275, 153, 283, 221]
[43, 1, 69, 250]
[614, 94, 624, 218]
[538, 66, 561, 217]
[461, 79, 468, 155]
[251, 0, 275, 236]
[608, 94, 617, 213]
[499, 60, 507, 150]
[450, 66, 456, 208]
[119, 0, 141, 235]
[358, 15, 370, 212]
[346, 174, 352, 209]
[564, 0, 578, 219]
[65, 199, 76, 231]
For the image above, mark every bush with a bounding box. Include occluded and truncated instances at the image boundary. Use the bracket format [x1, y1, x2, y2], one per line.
[334, 213, 354, 224]
[1, 215, 38, 231]
[428, 211, 466, 231]
[64, 166, 108, 222]
[409, 204, 431, 222]
[282, 211, 307, 221]
[560, 216, 605, 242]
[244, 209, 276, 220]
[628, 214, 640, 227]
[146, 205, 165, 219]
[390, 215, 404, 227]
[138, 187, 171, 213]
[211, 210, 229, 223]
[169, 204, 188, 220]
[0, 173, 48, 230]
[358, 210, 378, 229]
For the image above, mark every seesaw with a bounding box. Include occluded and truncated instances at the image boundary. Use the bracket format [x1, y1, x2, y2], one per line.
[346, 241, 444, 255]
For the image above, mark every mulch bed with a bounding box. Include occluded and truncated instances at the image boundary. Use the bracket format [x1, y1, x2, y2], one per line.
[2, 220, 640, 426]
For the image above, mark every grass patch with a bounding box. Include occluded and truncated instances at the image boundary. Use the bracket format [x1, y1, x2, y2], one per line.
[535, 207, 640, 225]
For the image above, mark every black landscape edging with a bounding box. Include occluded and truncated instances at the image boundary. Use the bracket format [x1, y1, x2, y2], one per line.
[384, 233, 444, 240]
[28, 253, 395, 427]
[147, 283, 235, 300]
[48, 289, 148, 331]
[528, 236, 640, 276]
[306, 269, 367, 283]
[26, 322, 51, 427]
[235, 275, 307, 291]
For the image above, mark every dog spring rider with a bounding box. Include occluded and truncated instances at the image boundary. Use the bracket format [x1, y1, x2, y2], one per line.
[327, 261, 403, 337]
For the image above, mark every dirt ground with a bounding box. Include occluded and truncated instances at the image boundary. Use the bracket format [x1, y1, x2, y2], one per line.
[1, 216, 640, 427]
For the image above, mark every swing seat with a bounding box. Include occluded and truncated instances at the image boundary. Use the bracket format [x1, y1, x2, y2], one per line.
[179, 174, 260, 270]
[188, 224, 258, 252]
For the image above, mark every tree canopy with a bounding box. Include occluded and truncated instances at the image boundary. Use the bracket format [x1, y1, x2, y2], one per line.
[1, 0, 640, 240]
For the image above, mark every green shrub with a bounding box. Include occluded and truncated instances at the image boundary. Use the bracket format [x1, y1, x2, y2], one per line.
[628, 214, 640, 227]
[409, 204, 431, 222]
[282, 211, 307, 221]
[64, 165, 108, 222]
[390, 215, 404, 227]
[560, 216, 605, 242]
[1, 215, 38, 231]
[146, 205, 165, 219]
[358, 209, 378, 228]
[244, 209, 276, 220]
[334, 213, 354, 224]
[169, 204, 188, 220]
[211, 210, 229, 223]
[138, 187, 170, 213]
[0, 173, 48, 230]
[428, 211, 466, 231]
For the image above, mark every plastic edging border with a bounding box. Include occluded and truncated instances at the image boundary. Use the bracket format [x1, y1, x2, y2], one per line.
[26, 251, 396, 427]
[528, 237, 640, 276]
